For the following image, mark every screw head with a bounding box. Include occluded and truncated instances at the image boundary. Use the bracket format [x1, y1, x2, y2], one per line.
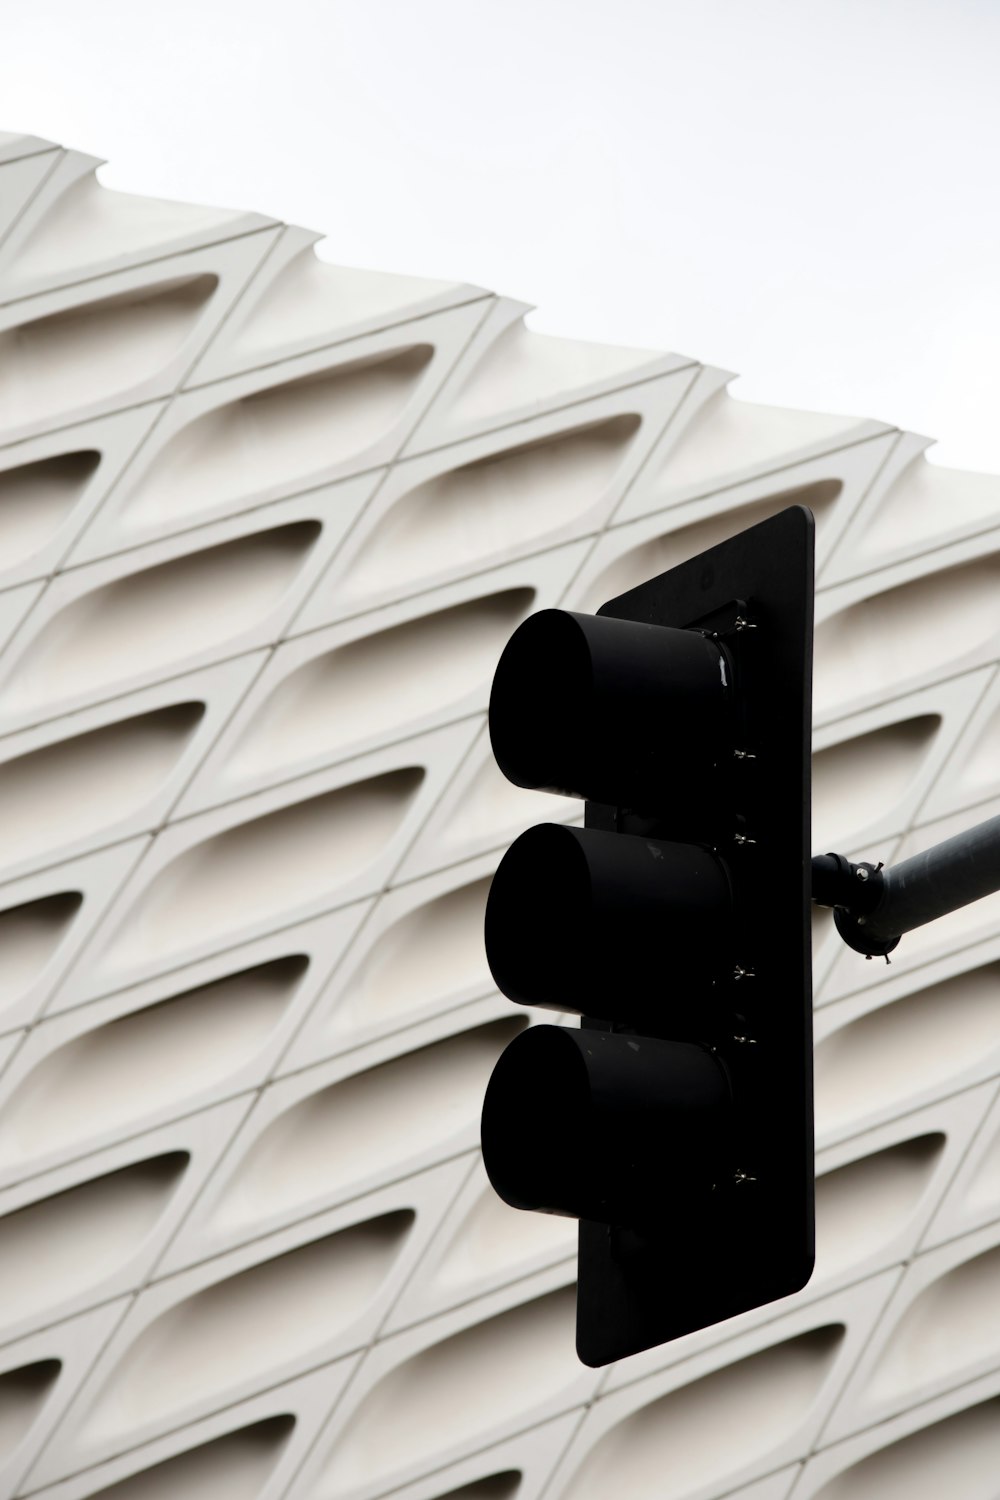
[856, 867, 869, 881]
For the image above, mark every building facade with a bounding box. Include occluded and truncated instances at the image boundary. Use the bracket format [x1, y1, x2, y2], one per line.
[0, 130, 999, 1500]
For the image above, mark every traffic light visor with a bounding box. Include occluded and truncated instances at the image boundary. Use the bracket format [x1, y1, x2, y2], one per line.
[481, 1024, 734, 1227]
[485, 822, 732, 1021]
[488, 608, 730, 812]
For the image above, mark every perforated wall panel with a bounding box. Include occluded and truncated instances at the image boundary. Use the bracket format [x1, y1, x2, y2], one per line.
[1, 130, 999, 1500]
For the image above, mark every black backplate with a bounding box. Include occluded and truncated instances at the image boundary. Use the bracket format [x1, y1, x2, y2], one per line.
[577, 504, 815, 1367]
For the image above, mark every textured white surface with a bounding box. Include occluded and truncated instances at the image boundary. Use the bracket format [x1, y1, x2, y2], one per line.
[0, 132, 998, 1500]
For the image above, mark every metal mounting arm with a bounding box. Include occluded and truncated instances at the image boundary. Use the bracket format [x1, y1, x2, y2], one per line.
[812, 813, 1000, 960]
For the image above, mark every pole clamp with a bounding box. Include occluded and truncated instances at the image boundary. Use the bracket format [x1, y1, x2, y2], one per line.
[811, 852, 899, 959]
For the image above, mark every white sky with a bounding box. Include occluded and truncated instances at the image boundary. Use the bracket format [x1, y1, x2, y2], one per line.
[5, 0, 1000, 471]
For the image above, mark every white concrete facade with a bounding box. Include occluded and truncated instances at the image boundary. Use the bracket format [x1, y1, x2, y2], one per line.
[0, 131, 998, 1500]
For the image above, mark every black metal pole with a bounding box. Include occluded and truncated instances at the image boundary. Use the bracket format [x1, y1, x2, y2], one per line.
[813, 812, 1000, 958]
[865, 813, 1000, 943]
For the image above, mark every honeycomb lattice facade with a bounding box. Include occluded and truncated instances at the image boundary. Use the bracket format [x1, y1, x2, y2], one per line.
[0, 129, 999, 1500]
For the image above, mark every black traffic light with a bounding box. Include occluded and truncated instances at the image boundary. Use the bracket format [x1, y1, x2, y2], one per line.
[480, 505, 815, 1366]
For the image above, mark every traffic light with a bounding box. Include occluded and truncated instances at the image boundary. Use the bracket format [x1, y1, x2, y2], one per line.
[480, 505, 815, 1366]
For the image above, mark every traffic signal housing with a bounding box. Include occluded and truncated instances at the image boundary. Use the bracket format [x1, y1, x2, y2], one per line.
[481, 505, 815, 1366]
